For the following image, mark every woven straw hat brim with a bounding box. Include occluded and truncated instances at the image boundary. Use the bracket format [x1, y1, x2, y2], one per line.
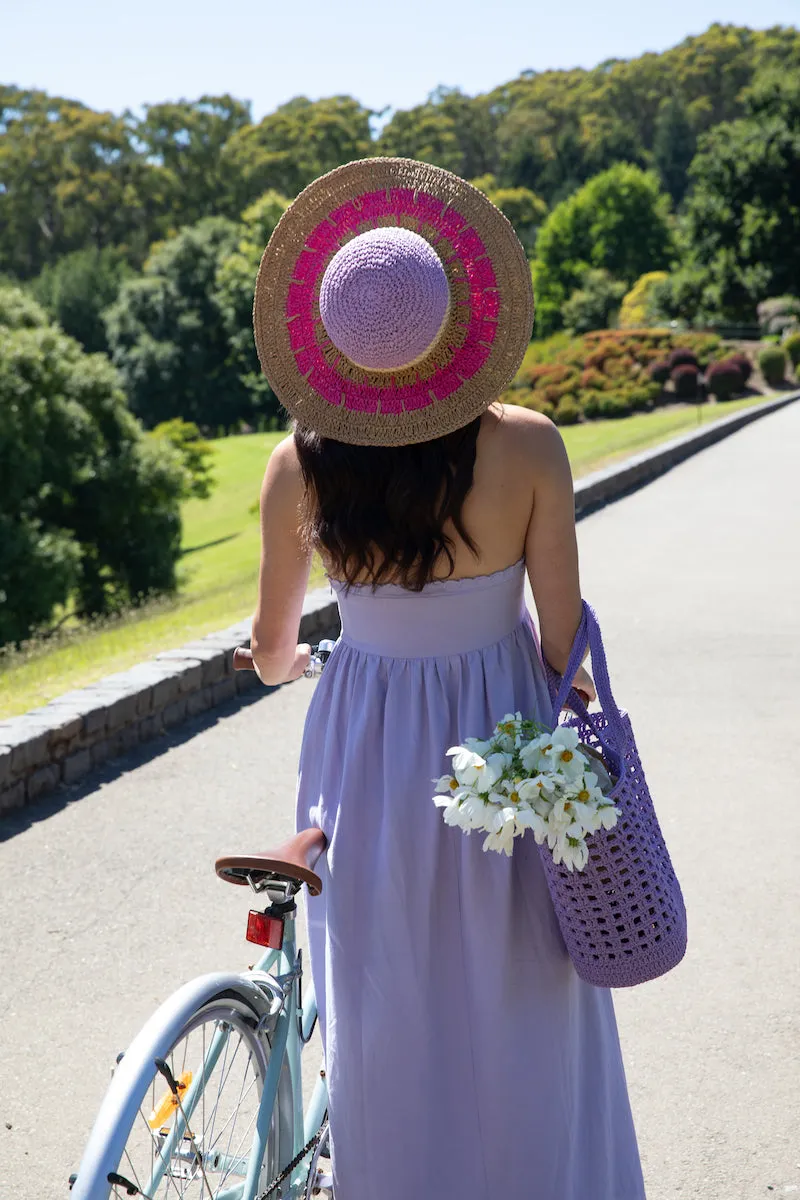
[253, 157, 534, 446]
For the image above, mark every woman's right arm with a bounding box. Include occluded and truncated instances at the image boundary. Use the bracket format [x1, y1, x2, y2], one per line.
[522, 414, 588, 683]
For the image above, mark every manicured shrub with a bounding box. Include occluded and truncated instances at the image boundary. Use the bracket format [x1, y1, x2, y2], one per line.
[673, 333, 720, 369]
[596, 394, 634, 418]
[783, 332, 800, 369]
[671, 363, 700, 399]
[624, 382, 661, 410]
[601, 353, 636, 380]
[668, 347, 700, 371]
[580, 367, 607, 391]
[584, 338, 627, 370]
[554, 396, 582, 425]
[725, 352, 753, 384]
[705, 360, 744, 401]
[647, 359, 671, 385]
[758, 346, 786, 387]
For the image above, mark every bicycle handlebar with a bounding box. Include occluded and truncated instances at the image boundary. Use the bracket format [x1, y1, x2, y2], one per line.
[232, 641, 336, 677]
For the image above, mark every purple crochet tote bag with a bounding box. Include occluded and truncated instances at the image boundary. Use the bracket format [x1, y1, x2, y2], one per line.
[541, 602, 687, 988]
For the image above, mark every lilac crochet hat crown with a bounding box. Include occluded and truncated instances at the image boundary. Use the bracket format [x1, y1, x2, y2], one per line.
[253, 157, 534, 446]
[319, 228, 451, 371]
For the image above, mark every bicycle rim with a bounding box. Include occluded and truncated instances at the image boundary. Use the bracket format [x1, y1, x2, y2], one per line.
[106, 996, 280, 1199]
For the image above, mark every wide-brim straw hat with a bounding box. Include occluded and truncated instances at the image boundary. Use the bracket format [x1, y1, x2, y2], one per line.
[253, 157, 534, 446]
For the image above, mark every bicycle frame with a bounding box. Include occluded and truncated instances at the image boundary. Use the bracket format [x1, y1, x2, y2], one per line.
[243, 904, 329, 1200]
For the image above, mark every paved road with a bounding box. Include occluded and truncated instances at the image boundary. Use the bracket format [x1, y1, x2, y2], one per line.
[1, 403, 799, 1200]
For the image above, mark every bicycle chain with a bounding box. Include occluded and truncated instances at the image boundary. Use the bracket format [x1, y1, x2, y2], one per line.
[256, 1124, 325, 1200]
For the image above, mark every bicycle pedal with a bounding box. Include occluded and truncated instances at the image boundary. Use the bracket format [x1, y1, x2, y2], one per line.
[311, 1169, 333, 1192]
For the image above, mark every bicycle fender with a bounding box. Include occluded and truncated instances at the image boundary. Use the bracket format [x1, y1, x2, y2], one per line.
[71, 971, 285, 1199]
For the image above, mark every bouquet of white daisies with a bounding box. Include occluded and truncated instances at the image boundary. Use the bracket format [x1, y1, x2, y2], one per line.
[432, 712, 620, 870]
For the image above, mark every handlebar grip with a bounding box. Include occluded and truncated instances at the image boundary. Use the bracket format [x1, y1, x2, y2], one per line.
[233, 647, 255, 671]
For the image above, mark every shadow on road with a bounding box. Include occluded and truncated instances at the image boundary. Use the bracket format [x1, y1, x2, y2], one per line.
[0, 683, 279, 845]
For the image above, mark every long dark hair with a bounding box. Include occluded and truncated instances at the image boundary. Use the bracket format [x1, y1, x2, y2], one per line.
[294, 417, 481, 590]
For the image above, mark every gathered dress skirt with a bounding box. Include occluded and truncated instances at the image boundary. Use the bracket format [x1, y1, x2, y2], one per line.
[296, 560, 645, 1199]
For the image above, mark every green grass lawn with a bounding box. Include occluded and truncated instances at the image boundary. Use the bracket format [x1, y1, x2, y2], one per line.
[0, 395, 767, 718]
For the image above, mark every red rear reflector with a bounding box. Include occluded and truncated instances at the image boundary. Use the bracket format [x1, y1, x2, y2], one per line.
[246, 910, 284, 949]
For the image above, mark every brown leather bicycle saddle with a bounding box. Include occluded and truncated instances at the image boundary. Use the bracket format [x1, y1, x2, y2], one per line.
[215, 828, 327, 897]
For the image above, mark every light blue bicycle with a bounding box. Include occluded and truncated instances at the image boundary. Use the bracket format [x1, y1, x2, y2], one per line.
[70, 644, 337, 1200]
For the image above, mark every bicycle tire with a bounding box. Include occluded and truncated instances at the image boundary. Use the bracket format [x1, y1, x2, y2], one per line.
[70, 972, 294, 1200]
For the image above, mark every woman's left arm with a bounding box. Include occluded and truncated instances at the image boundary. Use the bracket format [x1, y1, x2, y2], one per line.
[250, 435, 313, 686]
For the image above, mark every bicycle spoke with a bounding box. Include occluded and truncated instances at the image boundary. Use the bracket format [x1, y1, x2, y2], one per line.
[217, 1104, 261, 1196]
[203, 1024, 245, 1160]
[210, 1069, 258, 1159]
[215, 1064, 260, 1192]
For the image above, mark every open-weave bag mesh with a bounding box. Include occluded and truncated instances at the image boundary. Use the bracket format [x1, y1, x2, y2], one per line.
[542, 605, 687, 988]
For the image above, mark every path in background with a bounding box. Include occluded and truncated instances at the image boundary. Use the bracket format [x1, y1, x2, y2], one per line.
[1, 403, 798, 1199]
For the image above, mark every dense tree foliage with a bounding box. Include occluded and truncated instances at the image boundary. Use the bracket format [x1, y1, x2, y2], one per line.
[104, 217, 246, 429]
[0, 286, 188, 643]
[673, 71, 800, 320]
[2, 25, 798, 280]
[31, 246, 133, 354]
[213, 191, 290, 418]
[531, 164, 674, 335]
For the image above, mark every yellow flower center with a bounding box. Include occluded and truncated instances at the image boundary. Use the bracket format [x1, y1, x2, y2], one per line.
[561, 750, 574, 762]
[450, 778, 458, 790]
[578, 790, 589, 802]
[510, 791, 520, 804]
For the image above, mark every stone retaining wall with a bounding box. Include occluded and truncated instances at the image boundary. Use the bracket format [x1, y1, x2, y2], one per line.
[0, 590, 339, 815]
[1, 391, 797, 816]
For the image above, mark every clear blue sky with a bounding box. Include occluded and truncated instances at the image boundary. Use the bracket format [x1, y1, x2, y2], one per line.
[3, 0, 798, 120]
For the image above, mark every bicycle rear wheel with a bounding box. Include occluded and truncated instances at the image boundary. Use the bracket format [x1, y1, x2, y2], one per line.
[71, 975, 293, 1200]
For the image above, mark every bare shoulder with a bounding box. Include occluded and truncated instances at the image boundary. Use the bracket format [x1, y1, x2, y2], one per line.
[482, 403, 568, 473]
[262, 431, 304, 490]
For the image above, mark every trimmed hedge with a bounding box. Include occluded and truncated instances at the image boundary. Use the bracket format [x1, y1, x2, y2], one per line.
[706, 359, 744, 401]
[726, 352, 753, 384]
[507, 329, 722, 425]
[758, 346, 786, 387]
[783, 332, 800, 370]
[668, 347, 700, 371]
[671, 364, 700, 399]
[648, 359, 671, 385]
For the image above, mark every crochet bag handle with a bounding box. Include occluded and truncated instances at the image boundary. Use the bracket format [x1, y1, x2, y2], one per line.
[548, 602, 628, 769]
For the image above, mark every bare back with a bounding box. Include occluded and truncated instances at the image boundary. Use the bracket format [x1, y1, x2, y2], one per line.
[252, 402, 583, 683]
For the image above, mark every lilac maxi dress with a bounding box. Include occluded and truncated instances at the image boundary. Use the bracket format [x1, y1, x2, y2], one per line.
[296, 559, 645, 1200]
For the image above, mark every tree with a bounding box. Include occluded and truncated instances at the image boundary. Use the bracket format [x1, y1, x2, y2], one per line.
[680, 71, 800, 319]
[0, 87, 172, 278]
[652, 96, 696, 205]
[31, 246, 133, 354]
[212, 191, 291, 424]
[149, 419, 216, 499]
[134, 95, 252, 224]
[469, 175, 547, 255]
[378, 88, 497, 180]
[0, 285, 188, 644]
[531, 163, 674, 335]
[562, 269, 627, 334]
[104, 217, 248, 430]
[222, 96, 372, 213]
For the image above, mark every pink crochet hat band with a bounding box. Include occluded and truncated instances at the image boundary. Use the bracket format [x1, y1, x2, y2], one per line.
[253, 158, 534, 447]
